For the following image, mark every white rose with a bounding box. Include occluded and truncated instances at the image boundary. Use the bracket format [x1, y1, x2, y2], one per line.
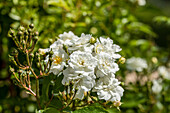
[59, 31, 79, 46]
[93, 75, 124, 102]
[94, 37, 121, 59]
[96, 52, 119, 77]
[158, 66, 170, 80]
[68, 33, 94, 53]
[152, 79, 162, 94]
[126, 57, 148, 72]
[68, 51, 97, 74]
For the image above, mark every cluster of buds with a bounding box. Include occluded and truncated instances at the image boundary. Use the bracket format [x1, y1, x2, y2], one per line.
[8, 24, 53, 109]
[8, 24, 38, 53]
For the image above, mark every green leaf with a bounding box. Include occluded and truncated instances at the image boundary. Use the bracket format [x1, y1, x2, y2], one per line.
[53, 73, 64, 94]
[40, 75, 52, 108]
[73, 103, 108, 113]
[44, 107, 60, 113]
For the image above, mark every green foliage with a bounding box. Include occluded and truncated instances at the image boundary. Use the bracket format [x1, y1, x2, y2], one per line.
[73, 103, 108, 113]
[1, 0, 170, 112]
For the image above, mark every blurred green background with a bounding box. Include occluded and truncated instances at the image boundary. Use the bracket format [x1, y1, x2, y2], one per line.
[0, 0, 170, 112]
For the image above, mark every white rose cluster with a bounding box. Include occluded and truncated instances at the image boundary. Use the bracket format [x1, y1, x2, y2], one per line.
[44, 31, 124, 102]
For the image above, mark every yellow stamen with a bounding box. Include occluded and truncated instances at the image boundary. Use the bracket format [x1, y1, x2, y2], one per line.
[53, 56, 62, 64]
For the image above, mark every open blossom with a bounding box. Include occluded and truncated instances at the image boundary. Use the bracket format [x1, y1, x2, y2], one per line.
[59, 31, 79, 46]
[137, 0, 146, 6]
[94, 37, 122, 59]
[68, 51, 97, 74]
[68, 33, 93, 53]
[44, 40, 68, 75]
[49, 49, 68, 75]
[93, 75, 124, 102]
[96, 52, 119, 78]
[126, 57, 148, 72]
[158, 66, 170, 80]
[62, 50, 97, 84]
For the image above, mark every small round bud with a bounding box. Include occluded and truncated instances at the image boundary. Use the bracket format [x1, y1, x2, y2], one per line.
[34, 31, 39, 36]
[17, 31, 23, 36]
[90, 37, 96, 44]
[48, 39, 53, 44]
[28, 28, 32, 33]
[18, 70, 22, 74]
[121, 82, 124, 86]
[11, 48, 19, 56]
[113, 101, 122, 107]
[18, 26, 25, 31]
[37, 62, 40, 68]
[9, 29, 15, 37]
[49, 50, 54, 56]
[24, 30, 29, 35]
[33, 36, 38, 41]
[39, 49, 46, 55]
[119, 57, 126, 64]
[29, 24, 34, 29]
[30, 53, 34, 58]
[10, 67, 15, 72]
[151, 57, 158, 64]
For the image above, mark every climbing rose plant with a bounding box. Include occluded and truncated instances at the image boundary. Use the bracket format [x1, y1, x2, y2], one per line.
[9, 24, 125, 112]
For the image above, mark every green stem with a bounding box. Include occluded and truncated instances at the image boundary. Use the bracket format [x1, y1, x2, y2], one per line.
[26, 50, 41, 109]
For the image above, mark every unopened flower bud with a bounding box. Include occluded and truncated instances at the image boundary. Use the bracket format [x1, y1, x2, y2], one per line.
[17, 31, 23, 36]
[28, 28, 32, 33]
[18, 70, 22, 74]
[9, 67, 15, 72]
[48, 39, 53, 44]
[90, 37, 96, 44]
[151, 57, 158, 64]
[18, 26, 25, 31]
[37, 62, 40, 68]
[11, 48, 18, 56]
[24, 30, 29, 35]
[30, 53, 34, 58]
[113, 101, 122, 107]
[119, 57, 126, 64]
[29, 24, 34, 29]
[33, 36, 38, 41]
[9, 29, 15, 37]
[39, 49, 46, 55]
[34, 31, 39, 36]
[49, 50, 54, 56]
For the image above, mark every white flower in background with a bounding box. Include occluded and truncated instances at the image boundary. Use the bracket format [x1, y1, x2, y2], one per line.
[126, 57, 148, 72]
[152, 79, 162, 94]
[158, 66, 170, 80]
[137, 0, 146, 6]
[94, 37, 122, 59]
[96, 52, 119, 77]
[93, 76, 124, 102]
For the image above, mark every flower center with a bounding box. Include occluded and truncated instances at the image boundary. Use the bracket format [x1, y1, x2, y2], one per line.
[53, 56, 62, 64]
